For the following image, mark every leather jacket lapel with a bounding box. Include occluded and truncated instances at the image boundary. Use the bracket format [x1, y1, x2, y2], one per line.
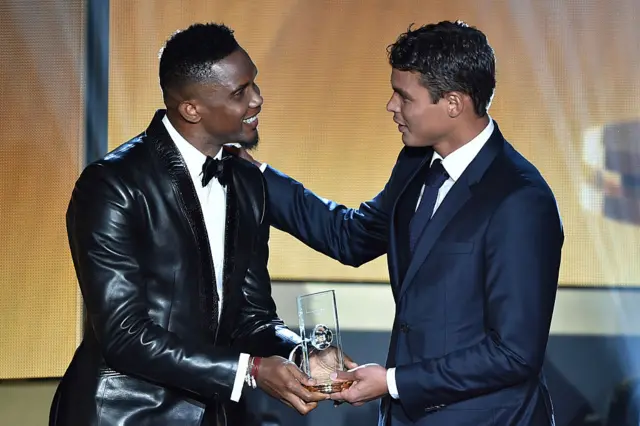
[221, 162, 237, 320]
[224, 157, 263, 289]
[147, 110, 219, 340]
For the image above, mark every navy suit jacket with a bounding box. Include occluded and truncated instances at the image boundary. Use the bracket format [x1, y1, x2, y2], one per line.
[264, 123, 563, 425]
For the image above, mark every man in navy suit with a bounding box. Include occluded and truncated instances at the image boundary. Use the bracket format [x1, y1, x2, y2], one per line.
[241, 20, 563, 425]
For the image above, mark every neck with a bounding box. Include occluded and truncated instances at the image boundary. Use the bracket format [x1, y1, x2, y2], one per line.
[432, 115, 490, 158]
[166, 110, 223, 157]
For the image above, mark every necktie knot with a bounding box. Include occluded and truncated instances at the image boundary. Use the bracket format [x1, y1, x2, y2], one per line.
[425, 159, 449, 188]
[201, 156, 230, 187]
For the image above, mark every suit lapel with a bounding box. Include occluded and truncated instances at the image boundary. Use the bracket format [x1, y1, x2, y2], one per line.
[398, 125, 504, 300]
[399, 179, 472, 298]
[389, 147, 431, 291]
[147, 110, 218, 338]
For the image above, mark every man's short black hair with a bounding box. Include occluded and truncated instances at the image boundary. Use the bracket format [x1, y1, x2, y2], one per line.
[159, 22, 240, 95]
[388, 20, 496, 116]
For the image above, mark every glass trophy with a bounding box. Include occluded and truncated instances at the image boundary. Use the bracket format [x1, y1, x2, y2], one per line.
[297, 290, 352, 393]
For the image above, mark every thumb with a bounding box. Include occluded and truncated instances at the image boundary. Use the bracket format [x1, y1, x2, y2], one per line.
[344, 354, 358, 370]
[288, 364, 316, 386]
[330, 370, 356, 382]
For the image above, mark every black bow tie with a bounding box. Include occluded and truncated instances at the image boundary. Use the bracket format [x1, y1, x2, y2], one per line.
[201, 156, 230, 187]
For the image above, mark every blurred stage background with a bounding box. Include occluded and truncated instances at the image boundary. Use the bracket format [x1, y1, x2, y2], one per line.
[1, 0, 639, 425]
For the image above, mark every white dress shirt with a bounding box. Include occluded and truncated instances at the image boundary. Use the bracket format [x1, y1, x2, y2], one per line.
[162, 115, 249, 402]
[386, 117, 495, 399]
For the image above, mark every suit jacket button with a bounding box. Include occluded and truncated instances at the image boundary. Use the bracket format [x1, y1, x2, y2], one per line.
[399, 323, 409, 333]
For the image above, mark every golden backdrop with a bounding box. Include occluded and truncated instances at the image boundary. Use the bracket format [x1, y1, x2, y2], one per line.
[0, 0, 84, 379]
[1, 0, 639, 381]
[109, 0, 640, 286]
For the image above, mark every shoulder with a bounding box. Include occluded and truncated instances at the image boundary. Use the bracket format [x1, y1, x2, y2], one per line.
[499, 141, 556, 200]
[228, 152, 263, 180]
[478, 134, 555, 200]
[397, 145, 430, 162]
[227, 153, 265, 195]
[488, 141, 561, 223]
[74, 133, 154, 196]
[390, 145, 430, 181]
[100, 133, 152, 173]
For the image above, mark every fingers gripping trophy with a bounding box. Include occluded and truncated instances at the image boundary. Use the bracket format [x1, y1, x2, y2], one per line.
[297, 290, 353, 393]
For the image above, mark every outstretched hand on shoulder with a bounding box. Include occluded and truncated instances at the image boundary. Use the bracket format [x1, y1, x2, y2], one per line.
[223, 145, 262, 168]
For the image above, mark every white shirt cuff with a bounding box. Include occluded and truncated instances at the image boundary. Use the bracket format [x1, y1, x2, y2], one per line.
[387, 367, 399, 399]
[230, 353, 250, 402]
[259, 163, 267, 173]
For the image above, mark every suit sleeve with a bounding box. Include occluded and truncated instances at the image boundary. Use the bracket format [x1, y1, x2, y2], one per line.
[262, 161, 398, 267]
[394, 186, 563, 420]
[67, 163, 240, 402]
[230, 200, 301, 358]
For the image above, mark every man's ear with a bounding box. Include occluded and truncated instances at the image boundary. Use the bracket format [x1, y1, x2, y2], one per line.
[178, 100, 201, 124]
[445, 92, 464, 118]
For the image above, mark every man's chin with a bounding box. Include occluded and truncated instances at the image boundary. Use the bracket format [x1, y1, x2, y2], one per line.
[238, 135, 259, 151]
[401, 133, 431, 148]
[401, 133, 418, 147]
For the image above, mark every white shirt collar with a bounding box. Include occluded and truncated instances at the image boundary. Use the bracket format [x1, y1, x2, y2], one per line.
[431, 117, 494, 182]
[162, 114, 222, 185]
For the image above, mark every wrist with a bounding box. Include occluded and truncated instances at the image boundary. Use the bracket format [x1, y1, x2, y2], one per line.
[252, 356, 262, 379]
[245, 356, 262, 389]
[386, 367, 399, 399]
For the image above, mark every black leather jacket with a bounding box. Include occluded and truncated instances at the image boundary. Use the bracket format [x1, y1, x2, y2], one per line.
[49, 110, 300, 426]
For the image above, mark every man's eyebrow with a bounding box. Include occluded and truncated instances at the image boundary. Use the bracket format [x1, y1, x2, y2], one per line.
[230, 66, 258, 94]
[231, 81, 250, 94]
[393, 86, 410, 98]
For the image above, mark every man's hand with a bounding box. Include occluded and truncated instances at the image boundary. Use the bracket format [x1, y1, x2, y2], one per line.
[308, 348, 358, 408]
[223, 145, 262, 168]
[329, 363, 388, 407]
[256, 355, 328, 415]
[308, 348, 358, 384]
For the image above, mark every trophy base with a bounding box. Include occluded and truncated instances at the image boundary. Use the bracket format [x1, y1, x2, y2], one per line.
[304, 381, 354, 394]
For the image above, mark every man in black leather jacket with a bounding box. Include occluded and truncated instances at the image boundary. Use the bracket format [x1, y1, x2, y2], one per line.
[49, 22, 327, 426]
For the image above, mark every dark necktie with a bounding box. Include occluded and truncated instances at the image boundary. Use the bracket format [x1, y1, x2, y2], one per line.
[201, 156, 230, 187]
[408, 159, 449, 252]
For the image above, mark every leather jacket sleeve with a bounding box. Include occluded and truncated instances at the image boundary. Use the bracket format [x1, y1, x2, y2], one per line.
[67, 163, 240, 402]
